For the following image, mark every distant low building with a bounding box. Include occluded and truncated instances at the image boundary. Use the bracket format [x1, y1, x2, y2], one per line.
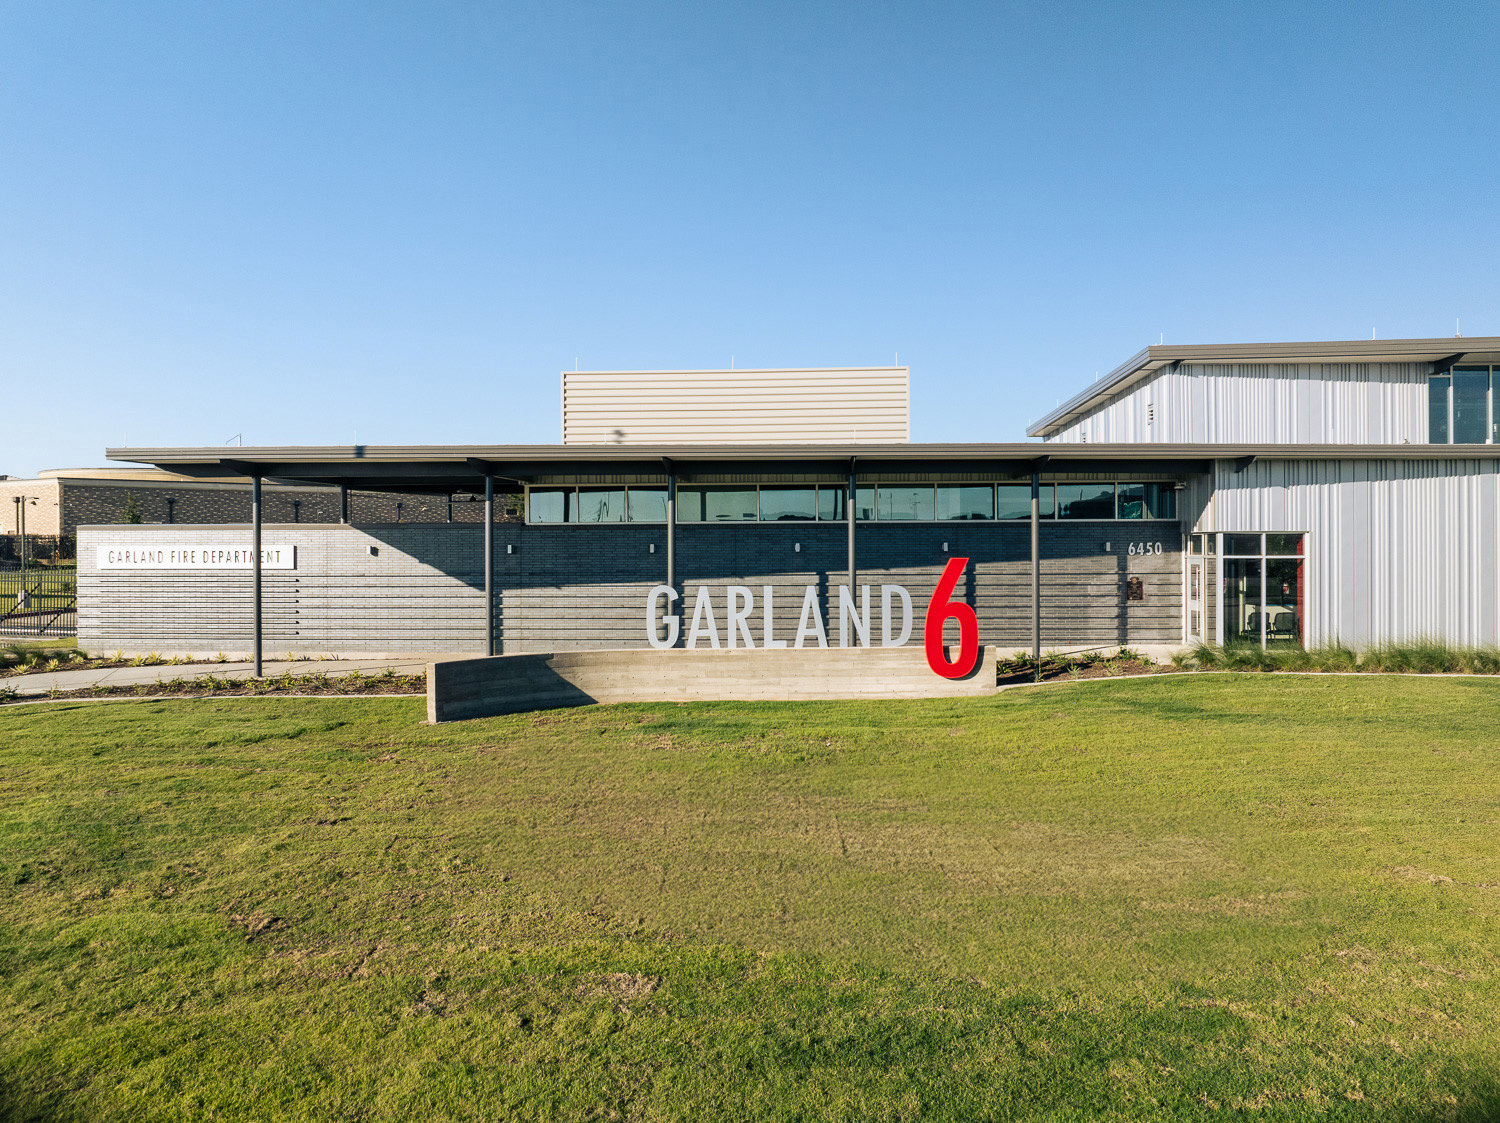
[561, 366, 909, 444]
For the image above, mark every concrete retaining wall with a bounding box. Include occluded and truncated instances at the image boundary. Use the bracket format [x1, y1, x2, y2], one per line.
[427, 646, 998, 722]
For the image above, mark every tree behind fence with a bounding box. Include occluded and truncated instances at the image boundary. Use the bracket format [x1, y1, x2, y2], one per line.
[0, 535, 77, 566]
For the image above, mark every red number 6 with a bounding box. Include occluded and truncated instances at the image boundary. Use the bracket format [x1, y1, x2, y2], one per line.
[924, 556, 979, 679]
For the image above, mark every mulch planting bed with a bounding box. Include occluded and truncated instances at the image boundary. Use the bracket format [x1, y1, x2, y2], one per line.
[996, 656, 1172, 686]
[0, 655, 289, 679]
[0, 672, 427, 705]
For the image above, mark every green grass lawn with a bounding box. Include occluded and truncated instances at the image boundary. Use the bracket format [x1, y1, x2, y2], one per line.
[1, 638, 77, 656]
[3, 678, 1500, 1120]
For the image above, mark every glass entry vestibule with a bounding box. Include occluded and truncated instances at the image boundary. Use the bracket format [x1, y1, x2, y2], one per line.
[1190, 532, 1305, 647]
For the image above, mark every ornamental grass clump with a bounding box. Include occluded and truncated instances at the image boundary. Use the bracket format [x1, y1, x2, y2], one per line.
[1263, 644, 1313, 672]
[1314, 642, 1359, 672]
[1221, 643, 1275, 672]
[1181, 640, 1500, 675]
[1185, 641, 1222, 669]
[1363, 641, 1441, 674]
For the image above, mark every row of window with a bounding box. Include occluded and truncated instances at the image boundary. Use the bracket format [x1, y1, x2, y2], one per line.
[1429, 367, 1500, 444]
[1187, 532, 1304, 557]
[528, 482, 1180, 524]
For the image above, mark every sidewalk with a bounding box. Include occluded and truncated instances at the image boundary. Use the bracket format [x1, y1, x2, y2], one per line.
[4, 658, 434, 697]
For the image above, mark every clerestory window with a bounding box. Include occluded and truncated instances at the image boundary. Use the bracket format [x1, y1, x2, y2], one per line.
[1429, 366, 1499, 444]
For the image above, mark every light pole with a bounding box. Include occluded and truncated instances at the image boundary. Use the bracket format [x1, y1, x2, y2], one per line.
[15, 495, 26, 569]
[13, 495, 30, 607]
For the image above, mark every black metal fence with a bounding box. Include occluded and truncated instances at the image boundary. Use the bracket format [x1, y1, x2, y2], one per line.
[0, 547, 77, 638]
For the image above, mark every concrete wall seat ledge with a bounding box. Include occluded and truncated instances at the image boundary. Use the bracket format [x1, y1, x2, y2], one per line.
[427, 646, 996, 722]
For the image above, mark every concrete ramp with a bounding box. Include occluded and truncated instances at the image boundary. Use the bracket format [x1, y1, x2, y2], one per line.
[427, 646, 997, 722]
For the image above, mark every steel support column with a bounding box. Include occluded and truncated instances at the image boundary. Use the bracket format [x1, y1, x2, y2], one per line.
[1030, 470, 1041, 663]
[664, 459, 678, 647]
[339, 484, 349, 524]
[252, 474, 263, 678]
[846, 461, 857, 589]
[664, 460, 677, 587]
[483, 475, 495, 657]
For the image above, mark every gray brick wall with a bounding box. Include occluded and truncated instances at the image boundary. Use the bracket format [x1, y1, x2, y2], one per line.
[79, 519, 1183, 656]
[79, 524, 487, 656]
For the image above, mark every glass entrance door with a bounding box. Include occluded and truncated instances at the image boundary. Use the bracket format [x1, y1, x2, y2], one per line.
[1186, 558, 1206, 643]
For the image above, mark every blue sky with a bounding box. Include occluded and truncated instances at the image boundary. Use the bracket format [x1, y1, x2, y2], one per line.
[4, 0, 1497, 476]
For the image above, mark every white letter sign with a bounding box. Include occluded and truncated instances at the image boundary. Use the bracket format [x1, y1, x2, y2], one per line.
[646, 585, 680, 650]
[726, 585, 756, 648]
[794, 586, 829, 648]
[686, 587, 721, 649]
[645, 582, 916, 654]
[881, 584, 913, 647]
[97, 545, 297, 570]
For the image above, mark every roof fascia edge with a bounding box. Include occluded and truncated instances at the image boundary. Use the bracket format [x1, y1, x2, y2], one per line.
[1026, 346, 1161, 437]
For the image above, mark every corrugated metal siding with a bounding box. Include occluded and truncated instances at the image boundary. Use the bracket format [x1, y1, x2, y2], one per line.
[562, 368, 909, 445]
[1046, 362, 1430, 444]
[1197, 458, 1500, 647]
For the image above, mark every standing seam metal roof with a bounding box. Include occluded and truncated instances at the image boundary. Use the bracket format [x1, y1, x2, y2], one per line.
[1025, 337, 1500, 438]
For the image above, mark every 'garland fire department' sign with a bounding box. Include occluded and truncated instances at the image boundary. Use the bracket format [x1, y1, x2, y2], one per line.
[97, 545, 297, 570]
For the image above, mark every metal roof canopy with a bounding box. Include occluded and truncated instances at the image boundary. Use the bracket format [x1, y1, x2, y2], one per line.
[105, 440, 1500, 490]
[1027, 336, 1500, 438]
